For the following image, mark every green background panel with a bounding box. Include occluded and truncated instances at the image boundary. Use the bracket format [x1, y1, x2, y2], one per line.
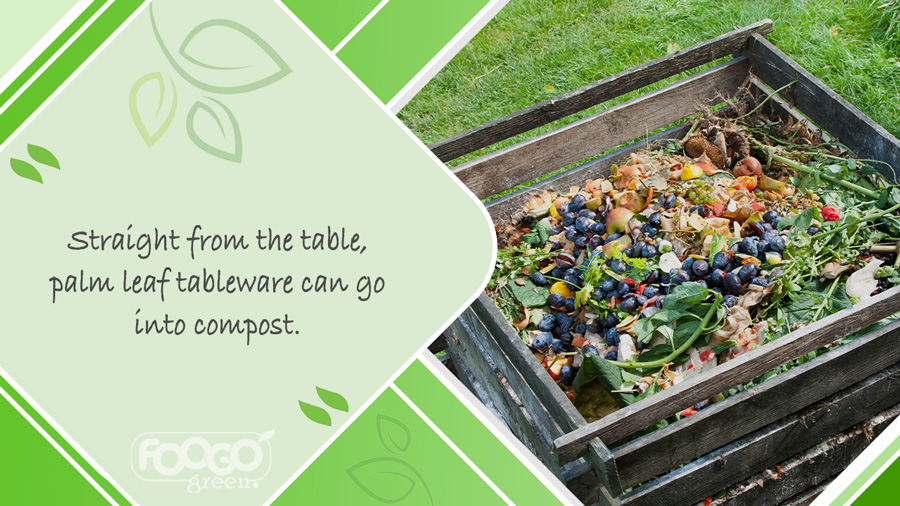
[337, 0, 490, 102]
[0, 0, 80, 82]
[280, 0, 381, 50]
[272, 388, 506, 505]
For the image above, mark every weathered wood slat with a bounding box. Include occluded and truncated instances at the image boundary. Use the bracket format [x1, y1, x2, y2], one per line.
[454, 57, 750, 200]
[748, 34, 900, 180]
[614, 317, 900, 489]
[619, 361, 900, 506]
[553, 284, 900, 462]
[428, 20, 773, 162]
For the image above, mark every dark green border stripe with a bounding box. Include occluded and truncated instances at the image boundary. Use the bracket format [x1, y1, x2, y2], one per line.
[0, 0, 109, 109]
[395, 360, 567, 506]
[0, 0, 145, 147]
[0, 376, 132, 505]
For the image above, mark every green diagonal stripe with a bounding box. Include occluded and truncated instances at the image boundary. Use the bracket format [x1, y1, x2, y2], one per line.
[853, 445, 900, 504]
[0, 0, 145, 147]
[395, 359, 568, 506]
[828, 427, 900, 506]
[0, 0, 109, 110]
[0, 386, 111, 506]
[0, 374, 132, 505]
[280, 0, 381, 50]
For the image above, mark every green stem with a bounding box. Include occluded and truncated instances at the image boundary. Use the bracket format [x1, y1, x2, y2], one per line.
[752, 141, 880, 198]
[613, 293, 723, 369]
[813, 202, 900, 240]
[810, 276, 841, 323]
[734, 81, 796, 121]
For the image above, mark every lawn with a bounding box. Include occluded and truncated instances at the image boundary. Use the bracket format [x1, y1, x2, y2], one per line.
[399, 0, 900, 172]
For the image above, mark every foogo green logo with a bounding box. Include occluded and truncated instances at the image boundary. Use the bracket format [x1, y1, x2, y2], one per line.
[131, 431, 274, 493]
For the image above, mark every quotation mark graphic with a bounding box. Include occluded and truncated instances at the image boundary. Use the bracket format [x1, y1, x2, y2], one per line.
[9, 144, 60, 184]
[298, 387, 349, 427]
[129, 4, 291, 162]
[346, 414, 434, 505]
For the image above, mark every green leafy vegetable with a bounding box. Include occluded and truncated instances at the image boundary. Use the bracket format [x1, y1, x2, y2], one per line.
[508, 277, 550, 307]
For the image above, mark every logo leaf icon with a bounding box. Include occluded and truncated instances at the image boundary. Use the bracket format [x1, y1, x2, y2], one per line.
[129, 72, 177, 146]
[10, 158, 42, 183]
[257, 429, 275, 443]
[346, 457, 432, 504]
[150, 5, 290, 94]
[186, 97, 242, 162]
[317, 387, 349, 412]
[298, 401, 331, 426]
[376, 414, 411, 454]
[27, 144, 60, 169]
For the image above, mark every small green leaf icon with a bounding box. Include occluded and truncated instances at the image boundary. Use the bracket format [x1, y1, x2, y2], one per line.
[317, 387, 349, 412]
[347, 457, 433, 504]
[257, 429, 275, 442]
[376, 414, 411, 454]
[129, 72, 177, 146]
[298, 401, 331, 426]
[186, 97, 242, 162]
[10, 158, 42, 183]
[27, 144, 59, 169]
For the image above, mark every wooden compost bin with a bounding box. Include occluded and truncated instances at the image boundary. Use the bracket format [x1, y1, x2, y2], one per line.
[430, 20, 900, 506]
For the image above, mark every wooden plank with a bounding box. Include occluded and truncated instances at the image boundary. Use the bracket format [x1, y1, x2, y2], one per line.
[428, 20, 773, 162]
[553, 284, 900, 463]
[485, 120, 692, 223]
[454, 57, 751, 200]
[701, 404, 900, 506]
[777, 480, 833, 506]
[747, 34, 900, 181]
[614, 318, 900, 488]
[619, 361, 900, 506]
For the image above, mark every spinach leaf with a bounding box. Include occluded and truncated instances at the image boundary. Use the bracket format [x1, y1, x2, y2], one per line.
[508, 277, 550, 307]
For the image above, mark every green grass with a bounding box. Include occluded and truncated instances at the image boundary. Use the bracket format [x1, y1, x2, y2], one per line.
[399, 0, 900, 169]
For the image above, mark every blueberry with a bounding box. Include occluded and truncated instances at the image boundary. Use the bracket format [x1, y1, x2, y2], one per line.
[605, 351, 618, 361]
[712, 251, 732, 270]
[617, 281, 632, 297]
[564, 298, 576, 312]
[575, 216, 592, 233]
[556, 315, 572, 331]
[750, 276, 768, 286]
[531, 272, 549, 286]
[723, 294, 739, 307]
[532, 332, 553, 350]
[770, 268, 785, 279]
[550, 267, 565, 279]
[570, 194, 586, 212]
[634, 294, 648, 306]
[605, 327, 620, 347]
[769, 236, 786, 252]
[589, 236, 603, 249]
[807, 226, 821, 235]
[583, 344, 600, 356]
[682, 256, 695, 272]
[690, 205, 710, 218]
[549, 240, 563, 251]
[574, 235, 588, 249]
[560, 203, 570, 215]
[644, 269, 660, 284]
[738, 263, 758, 283]
[550, 225, 564, 235]
[763, 210, 780, 224]
[662, 193, 676, 208]
[649, 212, 663, 228]
[606, 313, 620, 328]
[619, 297, 640, 312]
[694, 399, 711, 411]
[745, 221, 766, 236]
[640, 245, 657, 259]
[724, 273, 743, 295]
[610, 259, 627, 274]
[621, 247, 634, 258]
[627, 246, 641, 259]
[591, 222, 606, 235]
[655, 295, 666, 308]
[643, 285, 660, 298]
[565, 228, 579, 242]
[757, 240, 770, 253]
[605, 233, 623, 244]
[673, 269, 691, 284]
[708, 268, 726, 287]
[741, 237, 759, 257]
[692, 259, 710, 277]
[695, 279, 709, 289]
[641, 224, 659, 237]
[763, 229, 780, 242]
[563, 212, 577, 227]
[548, 293, 565, 308]
[578, 209, 596, 220]
[587, 319, 602, 333]
[601, 278, 616, 292]
[537, 314, 557, 332]
[592, 288, 606, 300]
[574, 323, 587, 335]
[551, 339, 566, 353]
[556, 253, 575, 268]
[559, 365, 576, 386]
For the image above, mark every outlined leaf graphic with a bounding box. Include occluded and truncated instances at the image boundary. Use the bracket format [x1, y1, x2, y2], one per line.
[129, 72, 177, 146]
[376, 414, 411, 454]
[346, 457, 433, 505]
[298, 401, 331, 426]
[149, 4, 290, 94]
[257, 429, 275, 443]
[186, 97, 242, 162]
[317, 387, 349, 412]
[10, 158, 42, 183]
[27, 144, 60, 169]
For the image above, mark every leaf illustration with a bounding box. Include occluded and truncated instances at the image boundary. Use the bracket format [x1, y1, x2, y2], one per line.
[376, 414, 411, 454]
[129, 72, 177, 146]
[346, 457, 433, 505]
[149, 5, 290, 94]
[186, 97, 242, 162]
[27, 144, 60, 169]
[298, 401, 331, 426]
[317, 387, 349, 412]
[257, 429, 275, 442]
[10, 158, 42, 183]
